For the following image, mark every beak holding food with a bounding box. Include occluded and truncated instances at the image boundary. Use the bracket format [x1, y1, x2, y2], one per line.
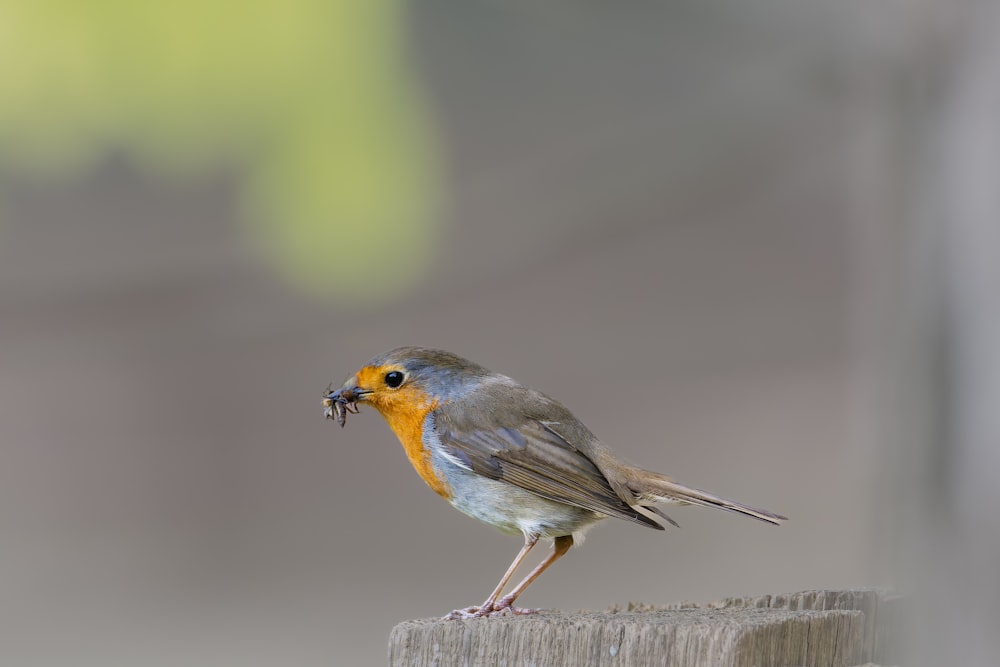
[323, 377, 366, 427]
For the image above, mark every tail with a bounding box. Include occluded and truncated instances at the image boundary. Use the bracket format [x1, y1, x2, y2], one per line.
[636, 470, 787, 525]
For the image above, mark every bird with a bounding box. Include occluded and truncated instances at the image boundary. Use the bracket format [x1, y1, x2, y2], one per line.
[323, 346, 786, 619]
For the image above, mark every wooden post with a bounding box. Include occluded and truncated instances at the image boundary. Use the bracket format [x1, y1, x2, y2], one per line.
[389, 589, 899, 667]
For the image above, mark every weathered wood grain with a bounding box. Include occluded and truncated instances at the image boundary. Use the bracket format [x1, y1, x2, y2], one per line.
[662, 588, 900, 664]
[388, 589, 898, 667]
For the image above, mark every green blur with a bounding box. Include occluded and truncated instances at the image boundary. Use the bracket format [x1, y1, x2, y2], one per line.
[0, 0, 442, 301]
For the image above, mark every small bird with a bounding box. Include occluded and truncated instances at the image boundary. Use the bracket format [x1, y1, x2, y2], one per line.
[324, 347, 786, 619]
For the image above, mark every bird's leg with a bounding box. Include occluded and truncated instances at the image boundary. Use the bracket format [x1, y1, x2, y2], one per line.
[444, 534, 538, 620]
[478, 534, 538, 611]
[491, 534, 573, 615]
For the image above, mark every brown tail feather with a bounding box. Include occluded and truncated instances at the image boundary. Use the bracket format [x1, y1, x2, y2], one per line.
[637, 471, 787, 525]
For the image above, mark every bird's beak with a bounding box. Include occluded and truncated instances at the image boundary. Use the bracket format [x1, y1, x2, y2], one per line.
[323, 376, 370, 427]
[329, 377, 364, 404]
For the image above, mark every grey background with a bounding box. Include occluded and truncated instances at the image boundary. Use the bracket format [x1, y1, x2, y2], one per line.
[3, 2, 994, 665]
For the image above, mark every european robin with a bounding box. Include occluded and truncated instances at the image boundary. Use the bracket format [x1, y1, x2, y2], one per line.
[324, 347, 786, 619]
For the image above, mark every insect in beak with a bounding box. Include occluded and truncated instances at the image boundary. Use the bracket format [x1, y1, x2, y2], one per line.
[323, 384, 361, 427]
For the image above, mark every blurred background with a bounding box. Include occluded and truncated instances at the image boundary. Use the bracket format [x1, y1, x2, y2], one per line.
[2, 1, 998, 665]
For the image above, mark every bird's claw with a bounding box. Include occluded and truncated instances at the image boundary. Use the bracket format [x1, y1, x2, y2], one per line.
[443, 598, 545, 620]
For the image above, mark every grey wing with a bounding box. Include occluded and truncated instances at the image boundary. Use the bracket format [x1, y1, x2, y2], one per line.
[435, 418, 664, 530]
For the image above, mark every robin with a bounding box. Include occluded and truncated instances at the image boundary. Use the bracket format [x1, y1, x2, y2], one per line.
[324, 346, 786, 619]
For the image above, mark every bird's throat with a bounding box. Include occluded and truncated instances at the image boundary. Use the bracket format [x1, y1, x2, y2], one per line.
[377, 395, 450, 499]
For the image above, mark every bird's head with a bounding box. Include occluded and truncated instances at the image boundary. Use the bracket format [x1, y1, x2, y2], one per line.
[324, 346, 487, 426]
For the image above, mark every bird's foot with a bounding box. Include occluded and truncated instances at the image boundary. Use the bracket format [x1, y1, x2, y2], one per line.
[443, 596, 545, 620]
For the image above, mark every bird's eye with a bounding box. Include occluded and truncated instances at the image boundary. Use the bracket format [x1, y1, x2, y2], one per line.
[384, 371, 405, 388]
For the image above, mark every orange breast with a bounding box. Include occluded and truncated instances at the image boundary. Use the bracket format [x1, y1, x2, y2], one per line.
[370, 386, 450, 499]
